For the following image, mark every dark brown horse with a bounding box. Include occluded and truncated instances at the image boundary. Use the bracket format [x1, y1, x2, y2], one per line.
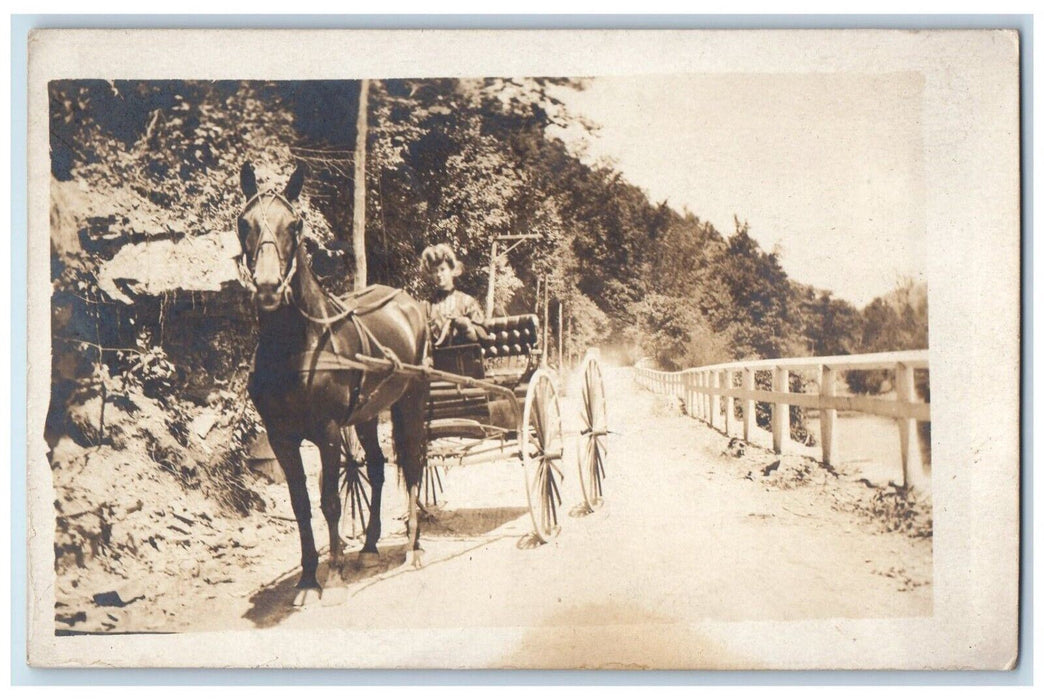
[236, 161, 429, 606]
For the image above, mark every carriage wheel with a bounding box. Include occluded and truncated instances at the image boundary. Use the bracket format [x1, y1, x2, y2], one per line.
[577, 353, 608, 512]
[520, 369, 565, 543]
[422, 456, 445, 507]
[338, 427, 371, 541]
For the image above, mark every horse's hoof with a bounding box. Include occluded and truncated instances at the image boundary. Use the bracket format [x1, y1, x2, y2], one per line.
[404, 549, 425, 570]
[358, 551, 380, 568]
[321, 585, 349, 608]
[292, 587, 322, 607]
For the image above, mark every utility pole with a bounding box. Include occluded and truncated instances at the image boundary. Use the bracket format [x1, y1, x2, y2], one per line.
[557, 300, 563, 370]
[486, 239, 498, 318]
[542, 274, 549, 367]
[352, 79, 370, 291]
[485, 233, 541, 318]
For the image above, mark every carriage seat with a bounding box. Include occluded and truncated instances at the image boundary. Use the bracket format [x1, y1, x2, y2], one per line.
[477, 314, 539, 359]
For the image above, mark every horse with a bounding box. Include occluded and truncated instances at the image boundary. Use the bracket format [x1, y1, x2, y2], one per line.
[236, 161, 430, 607]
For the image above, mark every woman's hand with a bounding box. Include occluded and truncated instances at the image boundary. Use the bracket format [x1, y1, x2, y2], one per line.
[433, 316, 487, 347]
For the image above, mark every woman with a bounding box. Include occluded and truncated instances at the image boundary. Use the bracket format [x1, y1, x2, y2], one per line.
[420, 243, 485, 346]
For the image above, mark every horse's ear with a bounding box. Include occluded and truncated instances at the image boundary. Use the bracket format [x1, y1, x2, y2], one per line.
[240, 162, 258, 200]
[284, 163, 307, 202]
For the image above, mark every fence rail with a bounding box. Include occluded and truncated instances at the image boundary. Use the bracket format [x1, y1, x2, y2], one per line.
[633, 350, 930, 486]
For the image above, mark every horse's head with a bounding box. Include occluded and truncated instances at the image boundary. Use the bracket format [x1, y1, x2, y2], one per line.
[237, 161, 306, 312]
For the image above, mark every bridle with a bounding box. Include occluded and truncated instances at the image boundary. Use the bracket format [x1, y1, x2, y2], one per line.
[237, 189, 299, 305]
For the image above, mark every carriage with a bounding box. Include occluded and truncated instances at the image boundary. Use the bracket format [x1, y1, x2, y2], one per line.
[237, 162, 609, 601]
[338, 313, 610, 544]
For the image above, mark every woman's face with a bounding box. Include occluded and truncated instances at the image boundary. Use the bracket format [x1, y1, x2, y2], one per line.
[434, 261, 456, 292]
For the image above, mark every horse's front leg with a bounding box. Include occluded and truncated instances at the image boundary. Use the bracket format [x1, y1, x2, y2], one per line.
[354, 419, 386, 568]
[268, 434, 321, 607]
[317, 424, 348, 605]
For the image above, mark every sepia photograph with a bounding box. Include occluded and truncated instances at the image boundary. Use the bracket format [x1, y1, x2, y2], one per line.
[25, 28, 1021, 670]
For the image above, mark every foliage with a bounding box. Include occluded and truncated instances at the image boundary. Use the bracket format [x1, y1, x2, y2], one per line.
[50, 77, 928, 390]
[846, 279, 929, 395]
[49, 80, 334, 243]
[799, 289, 864, 357]
[116, 329, 178, 400]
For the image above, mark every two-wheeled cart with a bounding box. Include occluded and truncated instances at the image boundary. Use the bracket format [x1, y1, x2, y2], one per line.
[338, 313, 609, 543]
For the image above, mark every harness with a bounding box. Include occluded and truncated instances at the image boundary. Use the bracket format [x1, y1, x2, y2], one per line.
[237, 190, 298, 305]
[238, 190, 425, 421]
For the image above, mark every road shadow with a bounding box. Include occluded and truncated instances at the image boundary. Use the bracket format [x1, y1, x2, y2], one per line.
[243, 506, 526, 628]
[243, 543, 409, 629]
[418, 505, 528, 538]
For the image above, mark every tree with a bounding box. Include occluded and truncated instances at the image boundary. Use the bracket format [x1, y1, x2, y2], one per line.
[801, 291, 864, 357]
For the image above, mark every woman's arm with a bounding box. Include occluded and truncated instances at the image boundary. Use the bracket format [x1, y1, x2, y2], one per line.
[461, 292, 484, 323]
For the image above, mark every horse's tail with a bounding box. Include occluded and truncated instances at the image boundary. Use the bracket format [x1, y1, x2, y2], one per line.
[389, 365, 428, 487]
[391, 291, 431, 486]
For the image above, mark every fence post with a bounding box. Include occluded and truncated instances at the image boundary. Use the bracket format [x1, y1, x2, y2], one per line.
[709, 371, 720, 430]
[772, 366, 789, 454]
[820, 365, 837, 466]
[686, 371, 696, 418]
[704, 371, 712, 423]
[743, 367, 754, 441]
[896, 362, 915, 487]
[693, 371, 701, 422]
[722, 370, 732, 436]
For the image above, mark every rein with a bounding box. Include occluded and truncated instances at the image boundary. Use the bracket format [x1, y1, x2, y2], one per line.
[237, 189, 299, 304]
[239, 189, 412, 414]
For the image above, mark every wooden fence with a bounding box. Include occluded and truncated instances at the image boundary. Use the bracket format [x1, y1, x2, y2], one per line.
[634, 350, 930, 486]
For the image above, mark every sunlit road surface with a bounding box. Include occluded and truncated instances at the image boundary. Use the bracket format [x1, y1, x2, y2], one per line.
[250, 366, 931, 669]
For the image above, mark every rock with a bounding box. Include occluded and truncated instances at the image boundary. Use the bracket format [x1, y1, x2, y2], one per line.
[201, 562, 233, 585]
[190, 411, 219, 439]
[246, 433, 276, 460]
[49, 436, 86, 466]
[218, 229, 243, 259]
[249, 458, 285, 485]
[55, 610, 87, 627]
[92, 584, 145, 607]
[232, 529, 259, 549]
[172, 512, 195, 527]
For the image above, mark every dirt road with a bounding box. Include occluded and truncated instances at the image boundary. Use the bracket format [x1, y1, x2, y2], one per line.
[64, 365, 930, 668]
[140, 365, 929, 664]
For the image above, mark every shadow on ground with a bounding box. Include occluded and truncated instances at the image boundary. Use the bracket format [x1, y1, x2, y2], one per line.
[243, 505, 529, 628]
[418, 505, 528, 537]
[243, 544, 412, 629]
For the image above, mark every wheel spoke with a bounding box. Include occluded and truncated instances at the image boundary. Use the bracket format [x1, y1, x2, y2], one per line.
[548, 456, 565, 482]
[530, 458, 547, 497]
[531, 383, 546, 444]
[548, 463, 562, 507]
[546, 469, 559, 528]
[359, 477, 371, 509]
[596, 448, 606, 484]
